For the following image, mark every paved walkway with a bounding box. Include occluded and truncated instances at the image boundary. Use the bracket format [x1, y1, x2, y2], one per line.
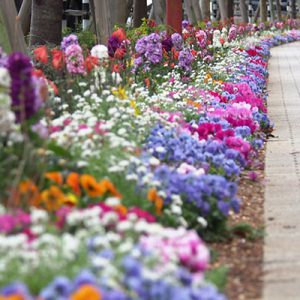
[264, 42, 300, 299]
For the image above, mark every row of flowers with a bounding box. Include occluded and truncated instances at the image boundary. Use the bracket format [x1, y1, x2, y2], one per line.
[1, 19, 300, 299]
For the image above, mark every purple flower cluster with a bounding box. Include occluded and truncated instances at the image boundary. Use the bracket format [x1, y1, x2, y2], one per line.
[135, 33, 163, 66]
[228, 25, 238, 42]
[178, 48, 194, 72]
[7, 52, 42, 123]
[60, 34, 79, 52]
[171, 33, 183, 51]
[65, 44, 86, 75]
[154, 165, 240, 216]
[146, 124, 244, 177]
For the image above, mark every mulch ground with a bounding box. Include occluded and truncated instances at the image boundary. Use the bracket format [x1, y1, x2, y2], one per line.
[210, 147, 266, 300]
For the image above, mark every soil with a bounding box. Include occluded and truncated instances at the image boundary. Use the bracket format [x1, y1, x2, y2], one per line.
[210, 147, 266, 300]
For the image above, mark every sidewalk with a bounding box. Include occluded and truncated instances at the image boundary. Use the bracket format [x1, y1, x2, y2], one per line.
[264, 42, 300, 299]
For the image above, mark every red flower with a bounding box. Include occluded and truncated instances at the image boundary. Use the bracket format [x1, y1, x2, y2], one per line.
[34, 46, 49, 64]
[114, 48, 126, 59]
[33, 68, 46, 78]
[51, 49, 64, 70]
[112, 64, 121, 73]
[112, 28, 126, 42]
[85, 56, 99, 73]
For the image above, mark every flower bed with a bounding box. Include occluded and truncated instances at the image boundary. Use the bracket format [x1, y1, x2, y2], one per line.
[1, 19, 300, 299]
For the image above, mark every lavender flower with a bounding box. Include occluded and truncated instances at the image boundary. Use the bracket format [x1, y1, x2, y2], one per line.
[178, 48, 194, 72]
[7, 52, 42, 123]
[61, 34, 79, 52]
[171, 33, 183, 51]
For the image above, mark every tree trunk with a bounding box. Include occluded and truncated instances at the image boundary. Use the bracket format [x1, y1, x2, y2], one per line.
[93, 0, 128, 44]
[152, 0, 166, 24]
[218, 0, 228, 21]
[269, 0, 275, 21]
[228, 0, 234, 19]
[193, 0, 203, 21]
[30, 0, 62, 46]
[254, 3, 260, 22]
[291, 0, 297, 18]
[275, 0, 282, 21]
[200, 0, 210, 20]
[133, 0, 147, 27]
[186, 0, 202, 23]
[240, 0, 248, 23]
[18, 0, 31, 36]
[260, 0, 267, 22]
[0, 0, 27, 53]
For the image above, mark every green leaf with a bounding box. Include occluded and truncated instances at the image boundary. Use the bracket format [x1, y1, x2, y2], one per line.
[205, 266, 229, 291]
[47, 142, 73, 160]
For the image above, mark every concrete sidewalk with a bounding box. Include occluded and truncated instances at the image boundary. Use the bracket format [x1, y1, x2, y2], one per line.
[264, 42, 300, 299]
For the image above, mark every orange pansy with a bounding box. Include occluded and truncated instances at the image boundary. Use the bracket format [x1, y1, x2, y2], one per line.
[80, 175, 105, 197]
[41, 186, 66, 211]
[147, 188, 164, 215]
[44, 172, 63, 185]
[66, 172, 81, 196]
[18, 179, 41, 207]
[70, 285, 102, 300]
[0, 294, 25, 300]
[99, 179, 122, 198]
[114, 204, 128, 216]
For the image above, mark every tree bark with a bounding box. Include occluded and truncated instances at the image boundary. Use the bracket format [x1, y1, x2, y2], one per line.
[275, 0, 282, 21]
[18, 0, 31, 36]
[187, 0, 203, 23]
[228, 0, 234, 19]
[133, 0, 147, 27]
[240, 0, 248, 23]
[200, 0, 210, 20]
[218, 0, 228, 21]
[193, 0, 203, 21]
[93, 0, 128, 44]
[291, 0, 297, 19]
[269, 0, 275, 21]
[0, 0, 27, 53]
[260, 0, 267, 22]
[30, 0, 62, 46]
[152, 0, 166, 24]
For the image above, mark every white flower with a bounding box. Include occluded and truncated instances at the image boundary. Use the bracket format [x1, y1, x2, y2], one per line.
[197, 217, 208, 228]
[105, 197, 121, 207]
[112, 72, 122, 84]
[31, 209, 49, 224]
[0, 67, 10, 88]
[91, 44, 109, 59]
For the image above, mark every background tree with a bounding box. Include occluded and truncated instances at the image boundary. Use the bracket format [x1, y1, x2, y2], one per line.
[184, 0, 202, 23]
[269, 0, 275, 21]
[30, 0, 62, 46]
[93, 0, 129, 44]
[291, 0, 297, 18]
[18, 0, 31, 36]
[218, 0, 228, 20]
[0, 0, 27, 52]
[260, 0, 267, 22]
[275, 0, 282, 21]
[240, 0, 248, 23]
[150, 0, 166, 24]
[133, 0, 147, 27]
[200, 0, 210, 20]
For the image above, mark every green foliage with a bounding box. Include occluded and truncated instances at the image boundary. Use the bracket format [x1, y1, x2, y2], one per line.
[205, 266, 229, 292]
[0, 9, 11, 53]
[229, 223, 265, 241]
